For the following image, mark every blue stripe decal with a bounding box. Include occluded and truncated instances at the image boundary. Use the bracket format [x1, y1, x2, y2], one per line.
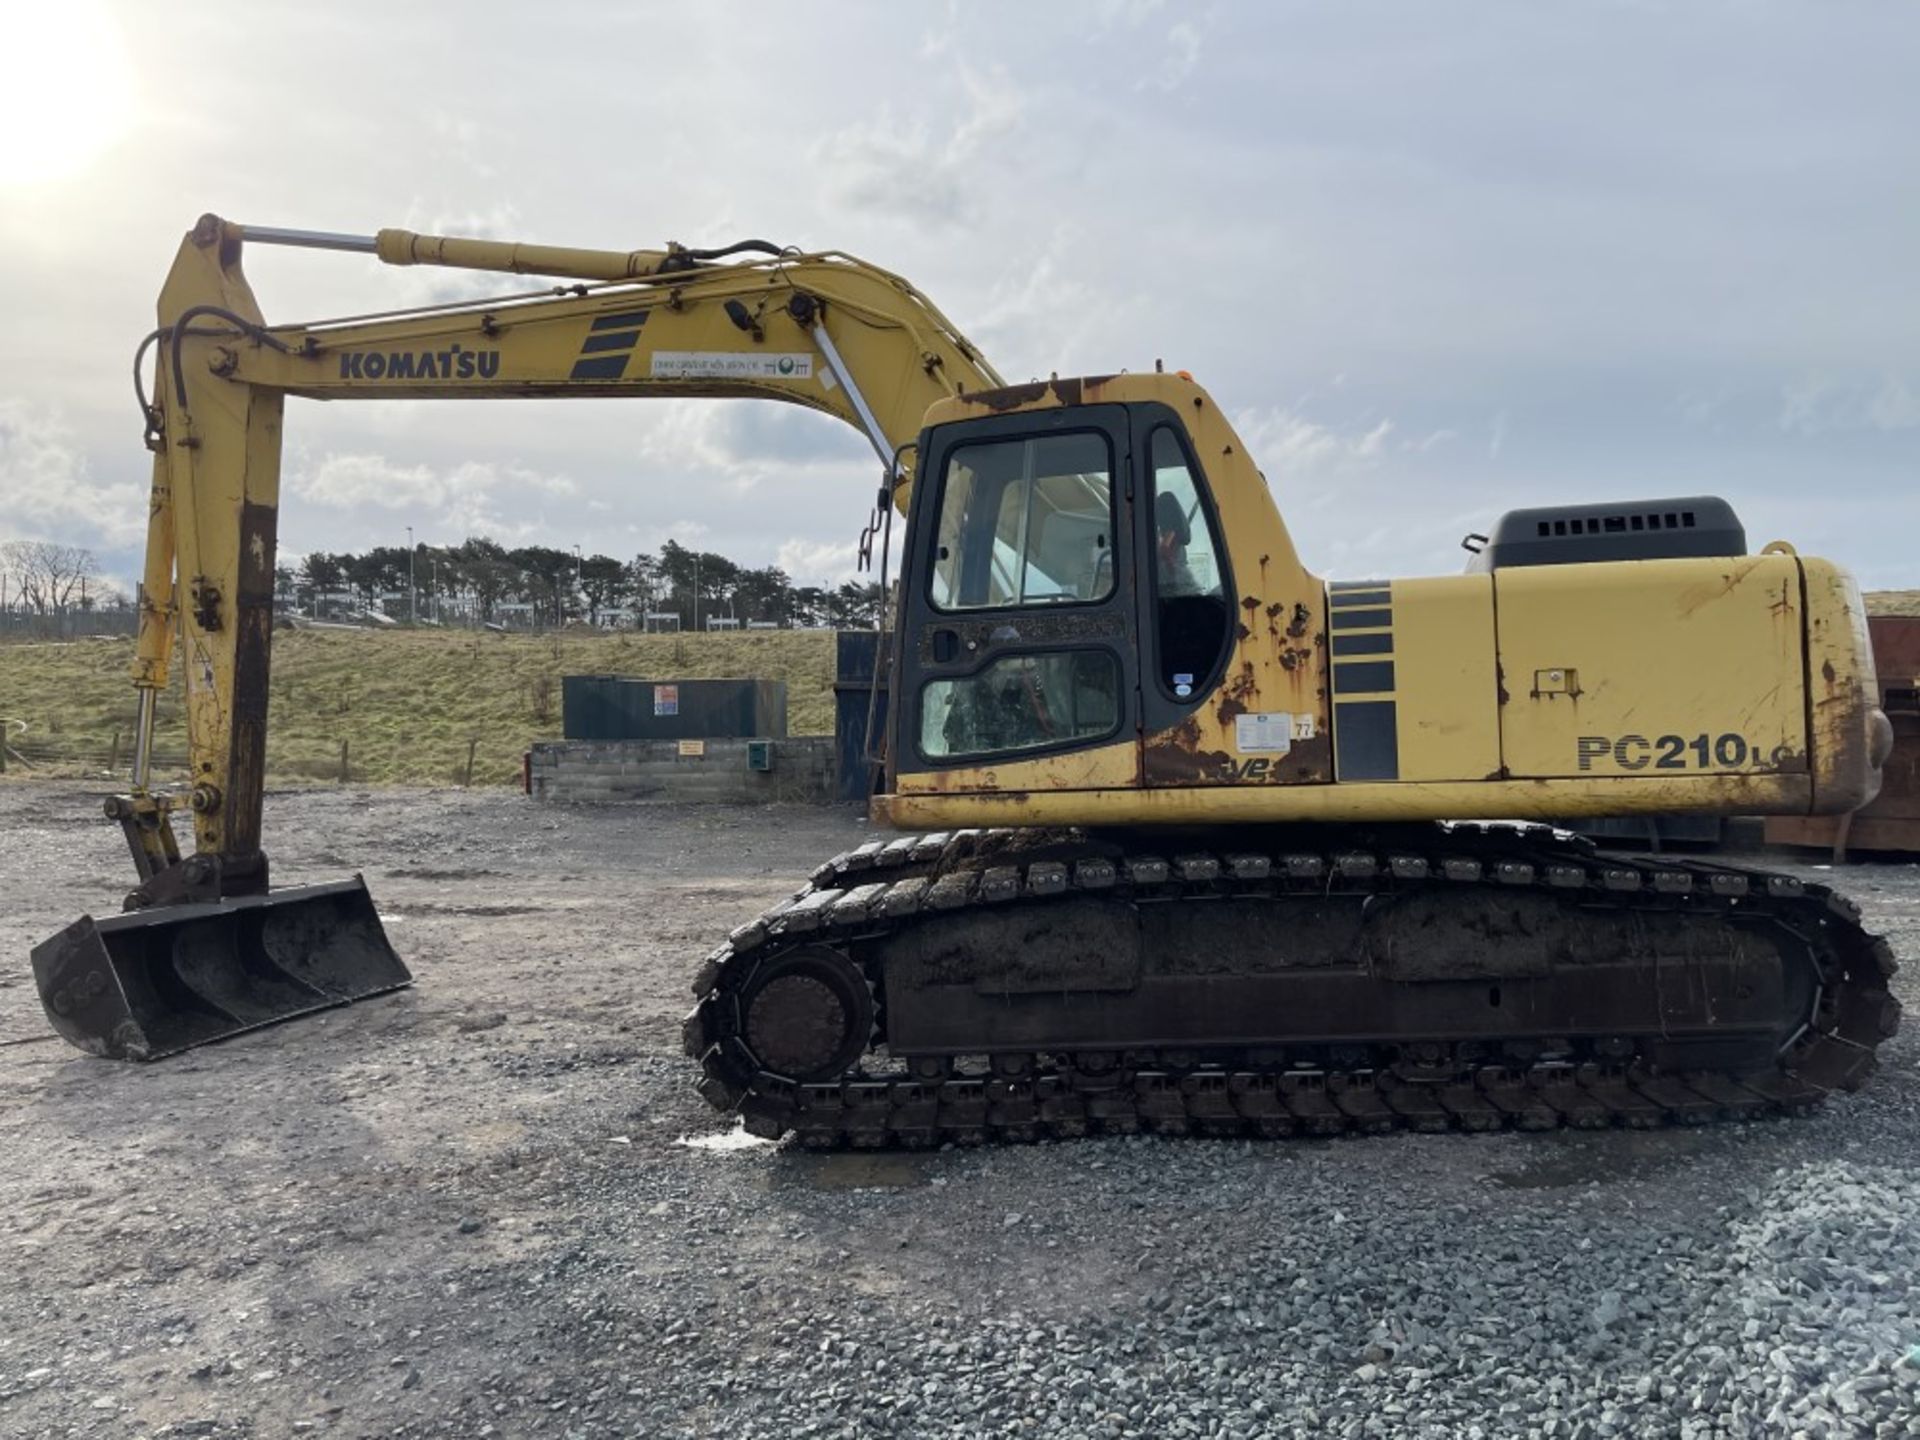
[1331, 632, 1392, 658]
[1329, 578, 1388, 591]
[591, 309, 652, 332]
[1330, 608, 1392, 631]
[1335, 701, 1400, 780]
[1334, 661, 1396, 695]
[569, 355, 630, 381]
[580, 331, 641, 354]
[1330, 589, 1391, 609]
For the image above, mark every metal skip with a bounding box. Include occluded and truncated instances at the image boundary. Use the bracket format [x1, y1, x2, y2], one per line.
[31, 878, 410, 1060]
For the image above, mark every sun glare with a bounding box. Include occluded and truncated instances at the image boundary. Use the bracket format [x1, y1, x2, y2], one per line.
[0, 0, 136, 186]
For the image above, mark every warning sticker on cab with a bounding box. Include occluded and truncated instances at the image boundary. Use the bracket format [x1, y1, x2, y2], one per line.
[651, 352, 814, 381]
[1236, 712, 1310, 753]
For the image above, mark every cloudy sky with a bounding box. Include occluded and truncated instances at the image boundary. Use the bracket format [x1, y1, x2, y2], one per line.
[1, 1, 1916, 596]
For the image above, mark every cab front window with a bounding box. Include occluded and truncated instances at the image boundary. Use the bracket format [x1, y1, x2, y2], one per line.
[929, 432, 1114, 611]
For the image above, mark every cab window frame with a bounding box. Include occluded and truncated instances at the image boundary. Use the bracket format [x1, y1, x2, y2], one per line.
[926, 428, 1120, 616]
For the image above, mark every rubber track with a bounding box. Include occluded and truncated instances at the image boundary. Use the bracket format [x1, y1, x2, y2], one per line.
[682, 827, 1902, 1148]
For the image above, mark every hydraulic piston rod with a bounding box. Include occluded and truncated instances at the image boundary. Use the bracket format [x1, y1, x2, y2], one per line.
[237, 225, 378, 254]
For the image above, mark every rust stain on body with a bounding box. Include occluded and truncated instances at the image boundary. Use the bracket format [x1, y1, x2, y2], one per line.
[1214, 662, 1259, 725]
[1278, 732, 1333, 783]
[1674, 562, 1760, 619]
[1143, 716, 1234, 785]
[961, 375, 1118, 413]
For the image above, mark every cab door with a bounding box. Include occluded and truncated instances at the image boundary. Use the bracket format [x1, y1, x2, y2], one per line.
[889, 406, 1142, 793]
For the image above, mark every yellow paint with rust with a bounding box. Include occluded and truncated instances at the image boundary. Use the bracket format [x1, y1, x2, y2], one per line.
[141, 224, 287, 856]
[226, 229, 998, 460]
[894, 372, 1885, 825]
[877, 770, 1813, 830]
[131, 213, 1006, 867]
[1373, 575, 1501, 783]
[889, 737, 1139, 795]
[130, 212, 1886, 872]
[926, 374, 1333, 789]
[1800, 556, 1886, 812]
[1494, 554, 1805, 780]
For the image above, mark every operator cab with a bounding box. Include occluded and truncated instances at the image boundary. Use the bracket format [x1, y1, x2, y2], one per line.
[893, 399, 1235, 776]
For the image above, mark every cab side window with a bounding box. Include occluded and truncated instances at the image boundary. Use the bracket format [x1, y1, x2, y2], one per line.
[1149, 427, 1231, 698]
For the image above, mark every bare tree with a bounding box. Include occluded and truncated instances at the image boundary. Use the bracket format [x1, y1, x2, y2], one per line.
[1, 541, 99, 614]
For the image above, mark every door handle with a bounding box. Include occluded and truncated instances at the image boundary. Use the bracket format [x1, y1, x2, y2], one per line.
[931, 629, 960, 663]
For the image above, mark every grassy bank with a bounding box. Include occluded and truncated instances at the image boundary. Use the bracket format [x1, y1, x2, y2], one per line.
[1867, 591, 1919, 617]
[0, 627, 836, 787]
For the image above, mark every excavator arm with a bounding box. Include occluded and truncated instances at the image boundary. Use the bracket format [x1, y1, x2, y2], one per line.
[35, 213, 1002, 1059]
[135, 214, 1001, 890]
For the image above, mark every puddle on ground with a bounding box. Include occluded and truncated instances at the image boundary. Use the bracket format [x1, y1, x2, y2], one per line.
[775, 1152, 932, 1191]
[760, 1151, 934, 1192]
[677, 1126, 934, 1190]
[1489, 1128, 1717, 1190]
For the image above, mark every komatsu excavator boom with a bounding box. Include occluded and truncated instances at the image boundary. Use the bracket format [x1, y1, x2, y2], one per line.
[34, 215, 1900, 1149]
[34, 213, 1001, 1059]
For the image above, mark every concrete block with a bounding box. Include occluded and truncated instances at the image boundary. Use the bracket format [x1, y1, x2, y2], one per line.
[534, 735, 839, 804]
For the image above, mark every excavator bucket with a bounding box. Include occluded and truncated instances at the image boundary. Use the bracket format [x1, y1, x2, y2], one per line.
[31, 878, 410, 1061]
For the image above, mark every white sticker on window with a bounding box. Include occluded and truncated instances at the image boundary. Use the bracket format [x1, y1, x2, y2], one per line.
[1235, 713, 1296, 754]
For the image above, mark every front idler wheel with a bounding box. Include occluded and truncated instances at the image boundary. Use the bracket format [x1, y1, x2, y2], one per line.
[739, 947, 873, 1082]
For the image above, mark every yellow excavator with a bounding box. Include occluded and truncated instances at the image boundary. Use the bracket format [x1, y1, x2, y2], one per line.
[33, 215, 1900, 1144]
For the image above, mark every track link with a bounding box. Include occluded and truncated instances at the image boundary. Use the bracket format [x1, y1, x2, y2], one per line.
[683, 826, 1901, 1148]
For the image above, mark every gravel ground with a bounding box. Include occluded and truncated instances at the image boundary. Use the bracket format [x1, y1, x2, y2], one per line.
[1, 780, 1917, 1440]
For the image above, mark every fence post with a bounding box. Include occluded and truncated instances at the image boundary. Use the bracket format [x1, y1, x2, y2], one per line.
[339, 738, 350, 783]
[465, 737, 478, 787]
[108, 730, 121, 774]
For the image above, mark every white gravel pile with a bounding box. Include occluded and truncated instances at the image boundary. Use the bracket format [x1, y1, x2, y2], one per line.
[1701, 1164, 1920, 1436]
[376, 1127, 1920, 1440]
